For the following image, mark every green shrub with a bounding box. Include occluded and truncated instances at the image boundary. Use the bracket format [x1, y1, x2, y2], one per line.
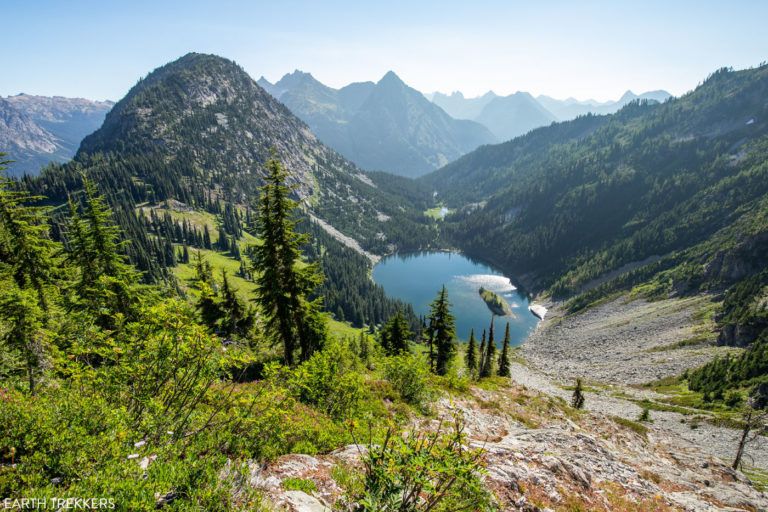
[725, 389, 744, 408]
[289, 340, 368, 420]
[283, 477, 318, 493]
[382, 353, 434, 411]
[352, 414, 495, 511]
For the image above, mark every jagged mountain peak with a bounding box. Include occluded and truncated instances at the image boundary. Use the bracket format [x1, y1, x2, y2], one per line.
[377, 70, 407, 89]
[267, 69, 495, 176]
[277, 69, 318, 85]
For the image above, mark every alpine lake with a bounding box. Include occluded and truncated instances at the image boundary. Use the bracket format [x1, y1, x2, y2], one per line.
[372, 251, 540, 347]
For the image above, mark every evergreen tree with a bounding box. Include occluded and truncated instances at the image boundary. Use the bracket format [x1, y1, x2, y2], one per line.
[380, 310, 411, 355]
[427, 286, 456, 376]
[0, 287, 47, 395]
[465, 329, 478, 378]
[0, 164, 57, 312]
[65, 175, 137, 327]
[0, 158, 56, 394]
[480, 318, 496, 378]
[571, 378, 585, 409]
[203, 225, 212, 249]
[194, 250, 214, 285]
[250, 157, 327, 365]
[359, 331, 371, 368]
[217, 226, 228, 251]
[478, 329, 487, 378]
[219, 271, 254, 339]
[196, 280, 223, 330]
[497, 322, 511, 377]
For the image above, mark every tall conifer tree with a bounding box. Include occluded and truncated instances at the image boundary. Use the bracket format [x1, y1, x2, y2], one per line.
[0, 156, 56, 393]
[428, 286, 456, 376]
[380, 309, 411, 355]
[480, 318, 496, 378]
[465, 328, 478, 378]
[497, 322, 512, 377]
[251, 157, 327, 365]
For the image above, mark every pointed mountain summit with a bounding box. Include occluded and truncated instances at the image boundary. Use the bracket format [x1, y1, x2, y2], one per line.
[256, 76, 275, 94]
[378, 70, 406, 87]
[475, 91, 557, 141]
[261, 69, 496, 177]
[47, 53, 427, 255]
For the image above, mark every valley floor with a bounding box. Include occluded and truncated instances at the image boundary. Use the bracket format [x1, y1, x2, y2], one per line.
[519, 294, 768, 477]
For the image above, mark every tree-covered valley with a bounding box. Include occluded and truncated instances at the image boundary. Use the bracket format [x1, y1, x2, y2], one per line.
[2, 50, 768, 511]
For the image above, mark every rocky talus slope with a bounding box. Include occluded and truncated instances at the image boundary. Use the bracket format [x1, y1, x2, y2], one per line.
[218, 381, 766, 511]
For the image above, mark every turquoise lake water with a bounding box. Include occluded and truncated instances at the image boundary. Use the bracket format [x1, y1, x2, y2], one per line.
[372, 251, 539, 346]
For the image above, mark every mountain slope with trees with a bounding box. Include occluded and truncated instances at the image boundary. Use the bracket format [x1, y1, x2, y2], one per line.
[14, 53, 434, 329]
[425, 63, 768, 396]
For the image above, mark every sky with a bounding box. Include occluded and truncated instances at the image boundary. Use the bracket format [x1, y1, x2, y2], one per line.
[3, 0, 767, 103]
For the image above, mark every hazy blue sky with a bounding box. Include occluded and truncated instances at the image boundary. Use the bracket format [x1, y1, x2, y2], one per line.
[3, 0, 767, 102]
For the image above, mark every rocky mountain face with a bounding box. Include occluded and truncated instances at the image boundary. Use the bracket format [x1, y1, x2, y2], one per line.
[37, 53, 431, 256]
[259, 70, 497, 177]
[0, 97, 67, 177]
[0, 94, 112, 177]
[220, 381, 768, 511]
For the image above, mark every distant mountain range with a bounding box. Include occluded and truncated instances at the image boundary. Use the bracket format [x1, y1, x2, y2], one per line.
[0, 76, 670, 179]
[258, 71, 497, 177]
[432, 88, 672, 141]
[0, 94, 113, 177]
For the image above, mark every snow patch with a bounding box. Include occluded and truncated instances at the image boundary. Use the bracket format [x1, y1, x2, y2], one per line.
[528, 304, 547, 320]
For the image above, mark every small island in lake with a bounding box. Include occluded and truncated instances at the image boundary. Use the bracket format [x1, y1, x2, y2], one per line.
[479, 286, 515, 317]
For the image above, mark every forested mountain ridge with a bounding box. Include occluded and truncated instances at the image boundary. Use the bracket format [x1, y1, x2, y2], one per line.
[16, 53, 434, 329]
[27, 53, 434, 257]
[431, 64, 768, 290]
[426, 64, 768, 395]
[260, 70, 497, 177]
